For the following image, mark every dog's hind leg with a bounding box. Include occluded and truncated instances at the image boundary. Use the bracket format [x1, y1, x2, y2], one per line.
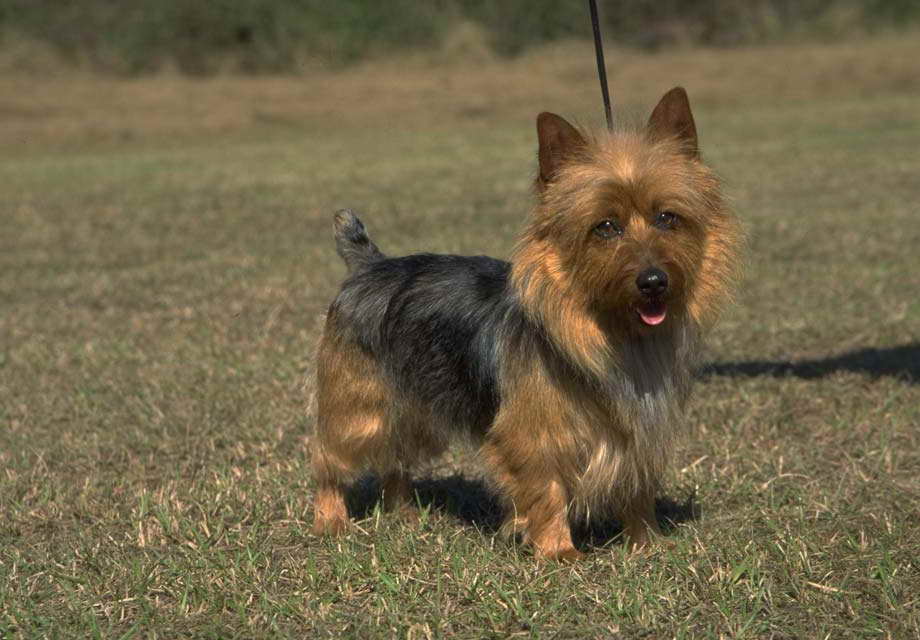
[619, 487, 662, 550]
[380, 410, 447, 523]
[380, 469, 415, 518]
[311, 327, 391, 536]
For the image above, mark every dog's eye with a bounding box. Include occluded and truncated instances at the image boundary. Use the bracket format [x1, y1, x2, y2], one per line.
[593, 219, 623, 239]
[654, 211, 679, 229]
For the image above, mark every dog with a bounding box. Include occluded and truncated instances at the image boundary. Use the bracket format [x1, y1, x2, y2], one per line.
[310, 87, 742, 559]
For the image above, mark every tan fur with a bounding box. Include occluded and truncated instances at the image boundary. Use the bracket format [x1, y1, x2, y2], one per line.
[311, 315, 444, 535]
[483, 323, 682, 556]
[493, 117, 740, 555]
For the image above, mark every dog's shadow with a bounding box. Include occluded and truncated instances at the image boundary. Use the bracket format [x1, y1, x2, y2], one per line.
[345, 473, 698, 550]
[701, 343, 920, 384]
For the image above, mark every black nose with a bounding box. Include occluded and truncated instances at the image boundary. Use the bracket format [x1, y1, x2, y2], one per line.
[636, 267, 668, 297]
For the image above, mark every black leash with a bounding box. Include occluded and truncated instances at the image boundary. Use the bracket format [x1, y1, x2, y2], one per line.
[587, 0, 613, 129]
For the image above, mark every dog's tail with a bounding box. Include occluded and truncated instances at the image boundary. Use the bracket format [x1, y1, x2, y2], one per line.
[333, 209, 384, 273]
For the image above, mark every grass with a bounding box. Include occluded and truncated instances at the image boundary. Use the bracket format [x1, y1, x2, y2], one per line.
[1, 33, 919, 638]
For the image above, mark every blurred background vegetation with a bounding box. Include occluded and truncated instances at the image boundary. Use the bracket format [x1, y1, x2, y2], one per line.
[0, 0, 917, 75]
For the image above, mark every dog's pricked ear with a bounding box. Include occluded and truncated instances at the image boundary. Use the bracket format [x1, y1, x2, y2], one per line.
[647, 87, 698, 157]
[536, 112, 586, 190]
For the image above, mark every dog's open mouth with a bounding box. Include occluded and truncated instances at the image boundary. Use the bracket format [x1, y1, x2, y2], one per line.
[636, 299, 667, 326]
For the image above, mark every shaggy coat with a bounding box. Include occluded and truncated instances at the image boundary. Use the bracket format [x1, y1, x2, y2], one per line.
[311, 87, 742, 559]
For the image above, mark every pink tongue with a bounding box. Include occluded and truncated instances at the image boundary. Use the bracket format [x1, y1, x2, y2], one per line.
[638, 302, 667, 326]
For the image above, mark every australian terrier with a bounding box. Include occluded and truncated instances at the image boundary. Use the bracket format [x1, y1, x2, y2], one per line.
[311, 87, 742, 559]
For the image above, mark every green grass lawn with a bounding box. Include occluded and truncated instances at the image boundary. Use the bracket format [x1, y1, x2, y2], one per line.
[1, 36, 919, 638]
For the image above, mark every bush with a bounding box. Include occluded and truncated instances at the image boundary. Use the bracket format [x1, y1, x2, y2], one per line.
[0, 0, 917, 74]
